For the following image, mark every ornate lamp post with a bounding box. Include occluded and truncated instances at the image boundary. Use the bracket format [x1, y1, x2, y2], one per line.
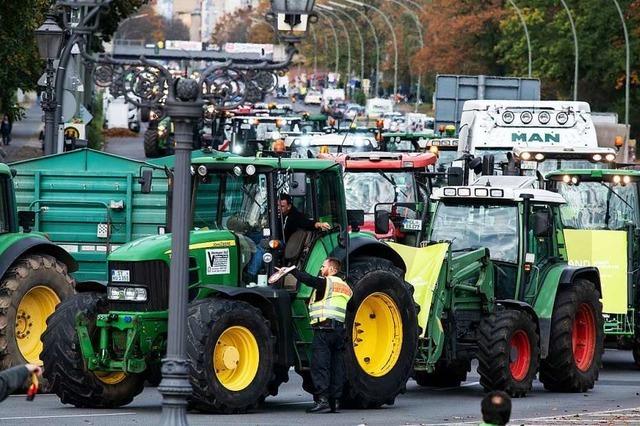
[35, 12, 64, 156]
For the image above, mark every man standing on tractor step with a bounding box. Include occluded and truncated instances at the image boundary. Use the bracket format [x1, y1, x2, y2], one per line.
[276, 257, 352, 413]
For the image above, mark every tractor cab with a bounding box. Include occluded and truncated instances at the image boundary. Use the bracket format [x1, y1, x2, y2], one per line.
[429, 185, 567, 302]
[326, 152, 437, 246]
[381, 131, 435, 153]
[230, 115, 303, 156]
[286, 133, 378, 158]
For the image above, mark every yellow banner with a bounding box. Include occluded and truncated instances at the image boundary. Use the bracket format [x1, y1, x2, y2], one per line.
[388, 242, 449, 333]
[564, 230, 627, 314]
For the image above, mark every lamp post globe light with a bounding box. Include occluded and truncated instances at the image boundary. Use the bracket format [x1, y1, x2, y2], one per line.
[35, 12, 64, 156]
[268, 0, 317, 44]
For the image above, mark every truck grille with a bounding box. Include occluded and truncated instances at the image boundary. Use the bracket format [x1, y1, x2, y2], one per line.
[108, 260, 169, 312]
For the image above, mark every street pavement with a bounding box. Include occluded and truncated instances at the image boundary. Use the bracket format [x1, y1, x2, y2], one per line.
[2, 349, 640, 425]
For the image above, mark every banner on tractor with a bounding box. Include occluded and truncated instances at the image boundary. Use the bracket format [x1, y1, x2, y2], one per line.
[564, 229, 627, 314]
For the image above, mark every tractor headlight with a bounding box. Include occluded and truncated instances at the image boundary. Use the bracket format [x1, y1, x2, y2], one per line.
[520, 152, 532, 160]
[197, 165, 207, 177]
[538, 111, 551, 124]
[233, 145, 243, 155]
[592, 154, 602, 162]
[263, 252, 273, 263]
[556, 112, 569, 125]
[520, 111, 533, 124]
[534, 153, 545, 161]
[623, 175, 631, 185]
[246, 164, 256, 176]
[107, 286, 148, 302]
[605, 153, 616, 162]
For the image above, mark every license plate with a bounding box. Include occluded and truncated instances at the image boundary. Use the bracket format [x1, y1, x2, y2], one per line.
[240, 123, 251, 129]
[402, 219, 423, 231]
[521, 160, 538, 170]
[111, 269, 130, 283]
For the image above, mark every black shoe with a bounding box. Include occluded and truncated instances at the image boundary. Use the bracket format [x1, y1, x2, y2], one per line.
[306, 397, 330, 413]
[329, 398, 340, 413]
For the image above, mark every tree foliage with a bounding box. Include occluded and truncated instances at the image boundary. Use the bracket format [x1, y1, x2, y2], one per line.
[114, 4, 190, 44]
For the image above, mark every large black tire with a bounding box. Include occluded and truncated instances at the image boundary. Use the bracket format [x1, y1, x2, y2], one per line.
[477, 308, 540, 397]
[41, 292, 145, 407]
[143, 127, 161, 158]
[633, 293, 640, 368]
[186, 298, 277, 413]
[539, 279, 604, 392]
[0, 254, 75, 369]
[414, 359, 469, 388]
[342, 259, 418, 408]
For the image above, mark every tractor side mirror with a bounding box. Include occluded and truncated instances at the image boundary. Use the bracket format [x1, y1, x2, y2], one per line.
[469, 156, 483, 175]
[139, 169, 153, 194]
[288, 173, 307, 196]
[447, 167, 464, 186]
[374, 210, 390, 235]
[347, 209, 364, 232]
[482, 155, 495, 176]
[18, 211, 35, 232]
[533, 211, 552, 237]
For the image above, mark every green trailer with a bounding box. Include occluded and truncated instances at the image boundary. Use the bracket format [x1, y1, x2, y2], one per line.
[42, 154, 419, 412]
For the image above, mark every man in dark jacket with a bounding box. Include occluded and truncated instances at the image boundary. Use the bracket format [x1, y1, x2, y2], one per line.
[0, 364, 42, 402]
[278, 193, 331, 242]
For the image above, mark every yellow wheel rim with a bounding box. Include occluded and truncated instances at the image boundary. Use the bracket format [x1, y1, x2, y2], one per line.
[213, 326, 259, 391]
[94, 371, 127, 385]
[16, 286, 60, 364]
[353, 292, 403, 377]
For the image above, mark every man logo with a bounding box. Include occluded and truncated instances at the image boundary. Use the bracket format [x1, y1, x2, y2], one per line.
[512, 133, 560, 143]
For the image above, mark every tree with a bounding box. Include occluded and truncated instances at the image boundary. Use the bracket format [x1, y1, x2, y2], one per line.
[115, 5, 190, 44]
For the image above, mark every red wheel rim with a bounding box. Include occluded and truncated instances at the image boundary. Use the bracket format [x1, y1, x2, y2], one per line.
[572, 303, 596, 372]
[509, 330, 531, 381]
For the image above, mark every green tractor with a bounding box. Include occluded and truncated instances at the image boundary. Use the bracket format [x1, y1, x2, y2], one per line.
[42, 155, 418, 411]
[144, 115, 175, 158]
[389, 184, 604, 396]
[0, 163, 77, 370]
[545, 169, 640, 366]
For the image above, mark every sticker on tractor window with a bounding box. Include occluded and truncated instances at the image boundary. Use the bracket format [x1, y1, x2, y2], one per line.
[206, 248, 230, 275]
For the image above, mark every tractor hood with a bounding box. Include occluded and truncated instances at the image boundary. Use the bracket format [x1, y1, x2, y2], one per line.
[109, 230, 237, 262]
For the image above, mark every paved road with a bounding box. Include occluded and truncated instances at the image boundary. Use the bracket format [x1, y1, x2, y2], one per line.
[3, 349, 640, 425]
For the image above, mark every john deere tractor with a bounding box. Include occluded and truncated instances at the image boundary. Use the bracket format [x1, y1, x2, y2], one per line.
[0, 163, 77, 371]
[388, 184, 604, 396]
[42, 155, 418, 412]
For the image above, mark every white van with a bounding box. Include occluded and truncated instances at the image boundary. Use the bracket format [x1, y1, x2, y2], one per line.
[456, 100, 599, 180]
[365, 98, 394, 118]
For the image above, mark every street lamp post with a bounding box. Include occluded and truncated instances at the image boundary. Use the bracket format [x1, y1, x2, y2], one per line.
[344, 0, 398, 99]
[35, 12, 64, 156]
[506, 0, 532, 78]
[316, 7, 351, 97]
[319, 13, 340, 75]
[612, 0, 630, 162]
[330, 1, 380, 97]
[559, 0, 579, 100]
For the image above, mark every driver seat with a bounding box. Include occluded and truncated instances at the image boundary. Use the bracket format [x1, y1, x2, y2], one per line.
[282, 229, 314, 291]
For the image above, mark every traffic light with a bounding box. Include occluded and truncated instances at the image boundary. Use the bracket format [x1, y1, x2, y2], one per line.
[154, 40, 164, 54]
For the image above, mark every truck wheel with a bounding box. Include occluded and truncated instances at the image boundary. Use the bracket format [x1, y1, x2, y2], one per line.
[187, 298, 276, 413]
[477, 308, 540, 397]
[143, 128, 161, 158]
[414, 360, 469, 387]
[0, 254, 75, 369]
[539, 279, 603, 392]
[342, 259, 418, 408]
[41, 292, 145, 407]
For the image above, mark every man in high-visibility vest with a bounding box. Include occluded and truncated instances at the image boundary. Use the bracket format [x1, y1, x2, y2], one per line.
[276, 257, 352, 413]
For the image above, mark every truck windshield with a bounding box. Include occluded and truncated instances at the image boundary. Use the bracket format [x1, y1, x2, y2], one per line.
[344, 171, 418, 217]
[193, 173, 268, 234]
[556, 181, 640, 230]
[430, 203, 519, 263]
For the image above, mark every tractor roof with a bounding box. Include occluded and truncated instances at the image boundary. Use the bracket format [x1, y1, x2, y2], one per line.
[193, 153, 337, 172]
[323, 152, 437, 170]
[432, 185, 566, 204]
[0, 163, 10, 176]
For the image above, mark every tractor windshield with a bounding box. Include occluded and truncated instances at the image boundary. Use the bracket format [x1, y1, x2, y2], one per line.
[344, 171, 418, 218]
[436, 149, 458, 169]
[556, 181, 640, 230]
[430, 203, 519, 263]
[193, 173, 268, 235]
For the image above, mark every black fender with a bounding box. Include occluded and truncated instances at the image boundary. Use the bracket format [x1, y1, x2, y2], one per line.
[331, 237, 407, 274]
[76, 280, 107, 293]
[200, 285, 295, 369]
[0, 236, 78, 280]
[559, 266, 602, 296]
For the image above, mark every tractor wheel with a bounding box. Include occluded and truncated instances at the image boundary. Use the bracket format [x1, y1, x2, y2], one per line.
[477, 308, 540, 397]
[539, 279, 603, 392]
[633, 299, 640, 368]
[414, 359, 470, 388]
[0, 254, 75, 369]
[342, 259, 418, 408]
[41, 292, 145, 407]
[143, 128, 161, 158]
[187, 298, 276, 413]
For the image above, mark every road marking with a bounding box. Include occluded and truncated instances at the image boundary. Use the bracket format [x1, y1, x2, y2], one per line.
[0, 412, 137, 421]
[431, 381, 479, 391]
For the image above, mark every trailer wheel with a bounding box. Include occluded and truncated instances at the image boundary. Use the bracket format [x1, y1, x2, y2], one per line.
[41, 292, 145, 407]
[187, 298, 276, 413]
[540, 279, 603, 392]
[143, 127, 161, 158]
[342, 259, 418, 408]
[414, 360, 469, 388]
[477, 308, 540, 397]
[0, 254, 75, 369]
